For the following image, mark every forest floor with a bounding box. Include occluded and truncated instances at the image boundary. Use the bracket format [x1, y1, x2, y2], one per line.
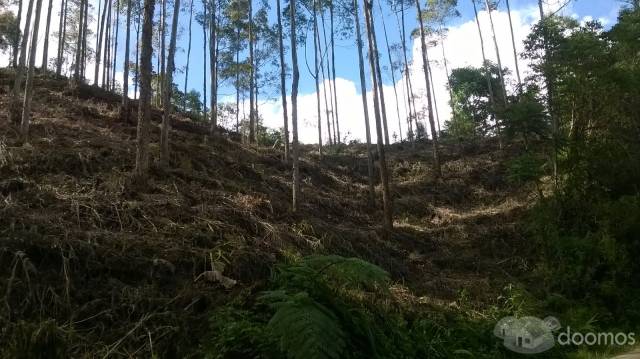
[0, 70, 544, 357]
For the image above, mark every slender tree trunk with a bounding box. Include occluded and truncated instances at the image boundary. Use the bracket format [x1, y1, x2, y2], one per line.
[81, 0, 89, 78]
[73, 0, 85, 81]
[538, 0, 558, 186]
[134, 3, 140, 99]
[235, 36, 239, 131]
[121, 0, 132, 121]
[160, 0, 179, 164]
[370, 12, 390, 147]
[329, 1, 340, 144]
[183, 0, 193, 111]
[428, 62, 441, 133]
[377, 0, 402, 142]
[134, 0, 155, 180]
[505, 0, 521, 87]
[10, 0, 34, 123]
[55, 0, 67, 75]
[20, 0, 45, 141]
[248, 0, 256, 143]
[313, 0, 322, 157]
[472, 0, 497, 138]
[12, 0, 23, 68]
[95, 0, 108, 85]
[439, 25, 455, 121]
[202, 0, 207, 122]
[398, 5, 416, 145]
[354, 0, 375, 205]
[364, 0, 392, 231]
[41, 0, 54, 71]
[290, 0, 301, 212]
[276, 0, 289, 162]
[319, 11, 333, 146]
[484, 0, 507, 106]
[209, 0, 217, 133]
[112, 0, 121, 90]
[159, 0, 165, 101]
[103, 0, 112, 88]
[415, 0, 441, 176]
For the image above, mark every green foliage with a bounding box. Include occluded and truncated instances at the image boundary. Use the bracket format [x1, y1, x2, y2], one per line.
[507, 153, 545, 185]
[3, 320, 69, 359]
[0, 11, 19, 52]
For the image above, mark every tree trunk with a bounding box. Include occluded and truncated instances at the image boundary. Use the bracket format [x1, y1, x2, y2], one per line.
[319, 10, 333, 146]
[471, 0, 497, 137]
[160, 0, 179, 164]
[372, 26, 390, 146]
[134, 2, 140, 99]
[20, 0, 45, 141]
[10, 0, 35, 123]
[364, 0, 392, 231]
[415, 0, 441, 176]
[159, 0, 166, 101]
[12, 0, 23, 68]
[330, 1, 340, 144]
[377, 0, 402, 142]
[484, 0, 508, 107]
[248, 0, 255, 143]
[73, 0, 85, 82]
[183, 0, 193, 111]
[121, 0, 132, 121]
[95, 0, 108, 85]
[81, 0, 88, 77]
[202, 0, 207, 123]
[134, 0, 155, 180]
[103, 0, 111, 88]
[276, 0, 289, 162]
[428, 62, 441, 134]
[209, 0, 217, 134]
[354, 0, 375, 206]
[439, 25, 455, 122]
[398, 5, 416, 145]
[290, 0, 301, 212]
[313, 0, 322, 157]
[538, 0, 558, 186]
[112, 0, 121, 91]
[505, 0, 521, 87]
[41, 0, 54, 71]
[55, 0, 67, 75]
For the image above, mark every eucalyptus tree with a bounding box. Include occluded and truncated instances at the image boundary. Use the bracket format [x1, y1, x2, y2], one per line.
[290, 0, 301, 212]
[121, 0, 132, 121]
[377, 0, 403, 142]
[483, 0, 508, 110]
[276, 0, 290, 161]
[9, 0, 34, 123]
[353, 0, 375, 205]
[364, 0, 393, 231]
[41, 0, 54, 70]
[134, 0, 156, 180]
[160, 0, 180, 164]
[471, 0, 498, 138]
[111, 0, 121, 90]
[55, 0, 68, 75]
[415, 0, 441, 176]
[11, 0, 21, 67]
[20, 0, 44, 141]
[95, 0, 108, 85]
[505, 0, 521, 86]
[183, 0, 194, 111]
[248, 0, 255, 142]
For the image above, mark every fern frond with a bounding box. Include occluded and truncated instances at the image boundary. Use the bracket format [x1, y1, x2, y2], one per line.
[265, 291, 347, 359]
[299, 255, 390, 289]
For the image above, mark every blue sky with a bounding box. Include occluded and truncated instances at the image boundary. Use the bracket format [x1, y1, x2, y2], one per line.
[1, 0, 624, 142]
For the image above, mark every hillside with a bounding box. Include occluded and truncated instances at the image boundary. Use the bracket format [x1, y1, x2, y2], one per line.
[2, 72, 541, 356]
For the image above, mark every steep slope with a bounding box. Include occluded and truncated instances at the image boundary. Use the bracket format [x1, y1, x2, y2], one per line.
[0, 71, 536, 356]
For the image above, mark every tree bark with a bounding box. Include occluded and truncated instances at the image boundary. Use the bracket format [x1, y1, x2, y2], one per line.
[94, 0, 108, 85]
[209, 0, 217, 134]
[398, 5, 417, 144]
[160, 0, 180, 164]
[81, 0, 88, 77]
[202, 0, 207, 123]
[55, 0, 68, 75]
[121, 0, 132, 121]
[354, 0, 375, 206]
[364, 0, 392, 231]
[41, 0, 54, 71]
[369, 2, 389, 146]
[248, 0, 255, 143]
[313, 0, 322, 157]
[134, 1, 140, 99]
[103, 0, 112, 88]
[290, 0, 301, 212]
[415, 0, 441, 176]
[20, 0, 45, 141]
[134, 0, 155, 180]
[112, 0, 121, 91]
[276, 0, 290, 162]
[183, 0, 193, 111]
[73, 0, 85, 82]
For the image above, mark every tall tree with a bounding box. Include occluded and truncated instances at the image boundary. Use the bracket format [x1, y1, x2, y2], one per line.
[415, 0, 441, 176]
[290, 0, 301, 212]
[121, 0, 132, 121]
[209, 0, 217, 133]
[471, 0, 497, 139]
[20, 0, 44, 140]
[160, 0, 179, 164]
[103, 0, 111, 87]
[134, 0, 155, 180]
[183, 0, 193, 111]
[505, 0, 521, 86]
[329, 0, 340, 143]
[377, 0, 403, 142]
[73, 0, 85, 81]
[276, 0, 290, 161]
[369, 0, 390, 146]
[319, 9, 333, 146]
[41, 0, 54, 70]
[55, 0, 68, 75]
[248, 0, 255, 142]
[484, 0, 508, 107]
[10, 0, 34, 123]
[354, 0, 375, 205]
[95, 0, 108, 85]
[11, 0, 22, 67]
[364, 0, 392, 231]
[112, 0, 121, 90]
[312, 0, 322, 157]
[202, 0, 208, 122]
[537, 0, 557, 186]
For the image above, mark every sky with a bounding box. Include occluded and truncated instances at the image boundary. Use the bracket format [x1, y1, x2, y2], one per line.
[0, 0, 625, 143]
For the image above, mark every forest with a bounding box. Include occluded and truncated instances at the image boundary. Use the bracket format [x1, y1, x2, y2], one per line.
[0, 0, 639, 357]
